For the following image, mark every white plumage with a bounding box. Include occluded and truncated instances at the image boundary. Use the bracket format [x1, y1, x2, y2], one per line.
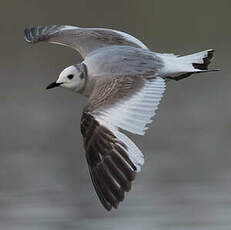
[94, 77, 166, 135]
[24, 25, 218, 211]
[156, 49, 214, 77]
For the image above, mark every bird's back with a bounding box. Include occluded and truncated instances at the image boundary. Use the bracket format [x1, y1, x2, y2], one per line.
[84, 45, 163, 78]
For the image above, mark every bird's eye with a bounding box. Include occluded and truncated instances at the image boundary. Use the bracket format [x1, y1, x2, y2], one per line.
[67, 74, 74, 80]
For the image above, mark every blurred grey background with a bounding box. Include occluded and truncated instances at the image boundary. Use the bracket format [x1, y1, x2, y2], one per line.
[0, 0, 230, 229]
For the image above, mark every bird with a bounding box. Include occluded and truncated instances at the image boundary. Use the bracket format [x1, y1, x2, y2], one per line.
[24, 25, 218, 211]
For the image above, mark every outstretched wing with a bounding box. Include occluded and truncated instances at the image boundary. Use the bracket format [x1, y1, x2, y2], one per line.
[81, 75, 166, 210]
[24, 25, 148, 58]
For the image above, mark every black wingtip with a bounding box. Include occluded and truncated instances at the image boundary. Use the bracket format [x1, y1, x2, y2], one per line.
[24, 26, 48, 44]
[24, 27, 37, 43]
[24, 28, 31, 43]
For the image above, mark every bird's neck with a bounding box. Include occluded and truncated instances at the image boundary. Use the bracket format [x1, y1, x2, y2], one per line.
[76, 63, 93, 97]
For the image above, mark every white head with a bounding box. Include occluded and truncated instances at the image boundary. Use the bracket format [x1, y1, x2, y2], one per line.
[46, 64, 86, 92]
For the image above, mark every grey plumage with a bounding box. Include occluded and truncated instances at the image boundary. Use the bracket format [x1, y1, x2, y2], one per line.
[84, 45, 164, 78]
[24, 25, 148, 58]
[24, 25, 218, 211]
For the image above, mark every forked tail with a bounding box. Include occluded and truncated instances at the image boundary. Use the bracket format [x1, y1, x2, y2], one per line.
[157, 49, 219, 81]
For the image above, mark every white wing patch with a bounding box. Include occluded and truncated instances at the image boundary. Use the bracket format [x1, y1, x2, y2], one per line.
[94, 118, 144, 172]
[113, 30, 148, 50]
[94, 77, 166, 135]
[92, 77, 165, 172]
[60, 25, 78, 31]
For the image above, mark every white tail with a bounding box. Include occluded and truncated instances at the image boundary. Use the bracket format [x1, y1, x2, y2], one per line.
[156, 49, 218, 80]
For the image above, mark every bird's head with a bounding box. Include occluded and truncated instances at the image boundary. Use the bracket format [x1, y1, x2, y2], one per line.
[46, 64, 86, 92]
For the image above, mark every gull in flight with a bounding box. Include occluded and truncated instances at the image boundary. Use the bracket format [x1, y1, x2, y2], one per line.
[24, 25, 218, 211]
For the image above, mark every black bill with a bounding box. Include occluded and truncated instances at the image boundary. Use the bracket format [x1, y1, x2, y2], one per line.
[46, 82, 62, 90]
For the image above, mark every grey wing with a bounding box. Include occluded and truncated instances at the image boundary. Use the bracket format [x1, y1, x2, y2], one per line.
[81, 75, 166, 210]
[84, 46, 164, 77]
[24, 25, 148, 58]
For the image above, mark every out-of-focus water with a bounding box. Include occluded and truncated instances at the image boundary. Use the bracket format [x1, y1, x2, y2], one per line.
[0, 1, 231, 229]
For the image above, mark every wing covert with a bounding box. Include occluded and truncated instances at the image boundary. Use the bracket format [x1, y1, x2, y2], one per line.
[24, 25, 148, 58]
